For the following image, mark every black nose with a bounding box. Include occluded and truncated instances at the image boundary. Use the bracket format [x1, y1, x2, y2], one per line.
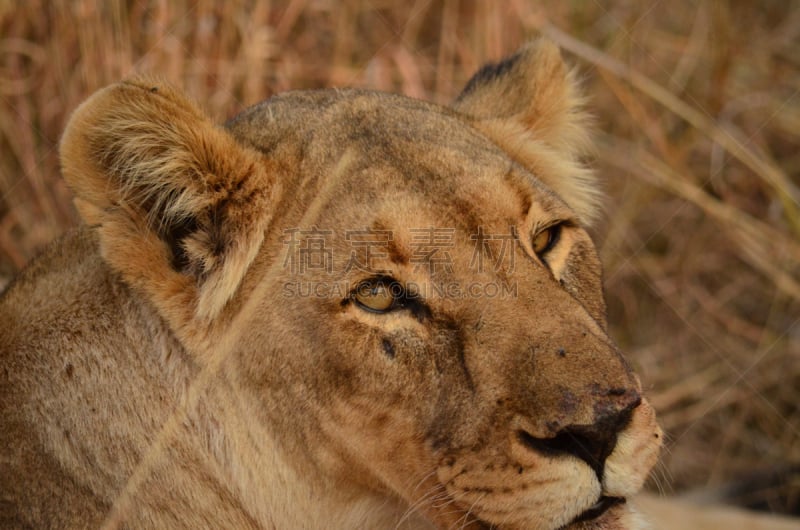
[517, 394, 641, 481]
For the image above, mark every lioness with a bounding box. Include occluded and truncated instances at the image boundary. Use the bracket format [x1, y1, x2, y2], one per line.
[0, 40, 661, 529]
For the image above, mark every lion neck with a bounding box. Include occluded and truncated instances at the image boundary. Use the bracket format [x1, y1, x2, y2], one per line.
[215, 373, 436, 528]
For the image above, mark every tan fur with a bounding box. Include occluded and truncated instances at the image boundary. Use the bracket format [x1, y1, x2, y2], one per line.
[454, 40, 600, 224]
[0, 40, 661, 530]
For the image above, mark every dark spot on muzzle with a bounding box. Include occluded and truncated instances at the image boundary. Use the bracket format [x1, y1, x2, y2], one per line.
[382, 338, 395, 358]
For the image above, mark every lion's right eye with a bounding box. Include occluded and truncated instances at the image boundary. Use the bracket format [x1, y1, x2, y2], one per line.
[532, 224, 561, 257]
[352, 278, 400, 313]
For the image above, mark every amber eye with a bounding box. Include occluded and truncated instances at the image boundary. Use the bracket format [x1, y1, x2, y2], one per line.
[532, 224, 561, 256]
[353, 279, 399, 313]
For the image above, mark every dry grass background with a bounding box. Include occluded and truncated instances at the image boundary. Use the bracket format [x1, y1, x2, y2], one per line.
[0, 0, 798, 516]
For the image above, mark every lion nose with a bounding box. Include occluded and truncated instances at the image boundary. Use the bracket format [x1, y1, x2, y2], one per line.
[516, 392, 641, 481]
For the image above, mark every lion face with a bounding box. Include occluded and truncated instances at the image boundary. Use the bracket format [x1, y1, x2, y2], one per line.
[57, 41, 661, 529]
[224, 91, 661, 530]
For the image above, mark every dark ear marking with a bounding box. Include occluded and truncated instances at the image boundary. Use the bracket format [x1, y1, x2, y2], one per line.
[165, 216, 199, 272]
[456, 52, 521, 101]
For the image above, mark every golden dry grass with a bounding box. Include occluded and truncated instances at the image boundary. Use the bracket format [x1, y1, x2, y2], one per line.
[0, 0, 798, 515]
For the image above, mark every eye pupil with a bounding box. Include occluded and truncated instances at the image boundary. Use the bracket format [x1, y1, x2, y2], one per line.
[533, 228, 552, 254]
[354, 279, 397, 312]
[532, 225, 561, 256]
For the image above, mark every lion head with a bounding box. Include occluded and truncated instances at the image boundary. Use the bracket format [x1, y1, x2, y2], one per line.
[46, 40, 661, 529]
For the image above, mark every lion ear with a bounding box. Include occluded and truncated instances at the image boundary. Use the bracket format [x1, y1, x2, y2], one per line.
[452, 39, 600, 224]
[60, 77, 277, 341]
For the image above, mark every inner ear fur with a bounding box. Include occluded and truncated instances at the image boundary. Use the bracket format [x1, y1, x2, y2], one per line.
[60, 76, 277, 336]
[453, 39, 600, 224]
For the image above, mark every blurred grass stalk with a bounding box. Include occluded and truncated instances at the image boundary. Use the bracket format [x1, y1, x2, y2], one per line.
[540, 21, 800, 241]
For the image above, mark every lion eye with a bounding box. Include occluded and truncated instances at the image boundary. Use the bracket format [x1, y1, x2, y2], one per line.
[353, 279, 398, 313]
[532, 224, 561, 256]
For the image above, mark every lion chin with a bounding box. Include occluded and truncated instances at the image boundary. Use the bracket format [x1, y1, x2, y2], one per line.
[0, 39, 661, 529]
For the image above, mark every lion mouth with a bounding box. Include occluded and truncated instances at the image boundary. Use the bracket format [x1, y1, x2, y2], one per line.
[567, 495, 625, 526]
[461, 495, 625, 530]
